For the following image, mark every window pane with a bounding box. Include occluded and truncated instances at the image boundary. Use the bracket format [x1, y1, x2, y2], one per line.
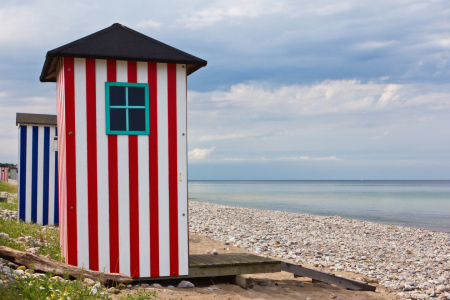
[110, 108, 127, 131]
[109, 86, 126, 106]
[128, 87, 146, 106]
[128, 109, 146, 131]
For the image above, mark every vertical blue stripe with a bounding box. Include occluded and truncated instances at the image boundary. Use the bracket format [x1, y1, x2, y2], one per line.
[54, 127, 59, 225]
[42, 127, 50, 226]
[19, 126, 27, 222]
[31, 126, 38, 223]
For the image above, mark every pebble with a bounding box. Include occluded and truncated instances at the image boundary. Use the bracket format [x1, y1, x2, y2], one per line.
[212, 249, 219, 255]
[189, 201, 450, 296]
[167, 285, 175, 288]
[178, 280, 195, 288]
[151, 283, 162, 287]
[141, 283, 149, 288]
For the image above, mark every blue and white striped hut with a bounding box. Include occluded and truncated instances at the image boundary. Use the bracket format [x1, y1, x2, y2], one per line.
[16, 113, 59, 225]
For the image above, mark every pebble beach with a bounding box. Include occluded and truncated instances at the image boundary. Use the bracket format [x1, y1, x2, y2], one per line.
[189, 201, 450, 299]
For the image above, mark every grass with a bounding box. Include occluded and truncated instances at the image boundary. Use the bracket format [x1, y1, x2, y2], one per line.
[0, 181, 17, 194]
[0, 270, 107, 300]
[0, 181, 18, 211]
[0, 217, 63, 262]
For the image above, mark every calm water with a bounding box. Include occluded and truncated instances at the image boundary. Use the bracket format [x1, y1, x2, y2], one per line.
[188, 180, 450, 233]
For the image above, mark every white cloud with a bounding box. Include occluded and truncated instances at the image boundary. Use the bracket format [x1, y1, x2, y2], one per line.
[199, 133, 248, 141]
[178, 0, 287, 28]
[136, 19, 161, 28]
[188, 147, 216, 160]
[274, 156, 340, 161]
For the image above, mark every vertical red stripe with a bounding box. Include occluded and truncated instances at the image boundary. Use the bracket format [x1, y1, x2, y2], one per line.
[148, 62, 159, 277]
[107, 60, 120, 273]
[64, 57, 78, 266]
[86, 59, 99, 271]
[128, 61, 140, 277]
[168, 63, 179, 276]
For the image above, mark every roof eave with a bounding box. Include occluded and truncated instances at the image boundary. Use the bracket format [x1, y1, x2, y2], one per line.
[40, 54, 207, 82]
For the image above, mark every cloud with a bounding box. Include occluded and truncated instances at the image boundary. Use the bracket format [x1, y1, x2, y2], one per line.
[188, 147, 216, 160]
[136, 19, 161, 28]
[199, 133, 249, 141]
[274, 156, 340, 161]
[178, 0, 287, 28]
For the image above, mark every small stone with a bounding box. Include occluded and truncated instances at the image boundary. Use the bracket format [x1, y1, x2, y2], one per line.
[178, 280, 195, 288]
[107, 287, 120, 294]
[168, 285, 175, 288]
[212, 249, 219, 255]
[16, 266, 26, 271]
[90, 287, 98, 295]
[205, 250, 211, 254]
[7, 263, 18, 269]
[151, 283, 161, 287]
[297, 283, 305, 287]
[141, 283, 149, 288]
[13, 270, 24, 275]
[18, 237, 26, 242]
[0, 233, 9, 239]
[118, 283, 126, 290]
[126, 284, 132, 289]
[257, 280, 269, 286]
[436, 286, 450, 293]
[84, 278, 95, 286]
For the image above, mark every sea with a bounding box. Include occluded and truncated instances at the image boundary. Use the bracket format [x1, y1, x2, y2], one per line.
[188, 180, 450, 233]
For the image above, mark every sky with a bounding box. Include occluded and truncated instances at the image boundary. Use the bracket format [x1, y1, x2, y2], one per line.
[0, 0, 449, 180]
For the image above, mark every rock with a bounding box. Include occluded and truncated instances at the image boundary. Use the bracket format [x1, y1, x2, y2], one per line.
[84, 278, 95, 286]
[7, 262, 18, 269]
[178, 280, 195, 288]
[126, 284, 132, 289]
[141, 283, 149, 288]
[90, 287, 98, 295]
[118, 283, 126, 290]
[13, 270, 24, 275]
[205, 250, 211, 254]
[16, 266, 26, 271]
[168, 285, 175, 288]
[437, 286, 450, 293]
[212, 249, 219, 255]
[0, 233, 9, 239]
[107, 287, 120, 294]
[17, 237, 25, 242]
[151, 283, 161, 287]
[257, 280, 269, 286]
[297, 283, 305, 287]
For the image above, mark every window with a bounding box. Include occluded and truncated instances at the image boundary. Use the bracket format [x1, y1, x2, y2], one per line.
[105, 82, 149, 135]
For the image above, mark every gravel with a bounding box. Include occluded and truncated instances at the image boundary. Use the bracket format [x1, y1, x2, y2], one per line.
[189, 201, 450, 299]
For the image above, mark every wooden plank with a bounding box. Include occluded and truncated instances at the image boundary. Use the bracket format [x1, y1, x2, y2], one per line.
[281, 262, 376, 292]
[134, 254, 282, 281]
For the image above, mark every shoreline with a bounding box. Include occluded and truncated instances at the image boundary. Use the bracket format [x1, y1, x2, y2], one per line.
[189, 198, 450, 234]
[189, 200, 450, 299]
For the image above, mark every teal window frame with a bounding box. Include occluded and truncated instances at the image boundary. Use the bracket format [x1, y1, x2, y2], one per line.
[105, 82, 150, 135]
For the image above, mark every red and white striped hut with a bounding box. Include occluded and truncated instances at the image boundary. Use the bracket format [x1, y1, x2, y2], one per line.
[0, 167, 9, 182]
[40, 23, 207, 278]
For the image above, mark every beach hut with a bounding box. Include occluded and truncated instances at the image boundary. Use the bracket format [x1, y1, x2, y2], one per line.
[39, 23, 207, 278]
[16, 113, 59, 225]
[0, 167, 9, 182]
[9, 167, 18, 180]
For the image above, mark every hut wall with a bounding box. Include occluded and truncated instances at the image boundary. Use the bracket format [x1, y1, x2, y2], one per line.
[17, 125, 58, 225]
[56, 57, 188, 278]
[0, 167, 9, 181]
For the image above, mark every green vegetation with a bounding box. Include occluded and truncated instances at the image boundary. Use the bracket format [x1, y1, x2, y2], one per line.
[0, 202, 17, 211]
[119, 290, 158, 300]
[0, 217, 63, 262]
[0, 181, 17, 194]
[0, 271, 107, 300]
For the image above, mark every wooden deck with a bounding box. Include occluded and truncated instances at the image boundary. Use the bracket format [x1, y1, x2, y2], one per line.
[137, 253, 281, 281]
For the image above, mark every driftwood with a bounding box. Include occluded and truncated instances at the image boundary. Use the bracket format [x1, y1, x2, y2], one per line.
[0, 246, 132, 285]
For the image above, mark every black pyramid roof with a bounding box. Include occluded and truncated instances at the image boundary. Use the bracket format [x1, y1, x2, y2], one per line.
[40, 23, 207, 82]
